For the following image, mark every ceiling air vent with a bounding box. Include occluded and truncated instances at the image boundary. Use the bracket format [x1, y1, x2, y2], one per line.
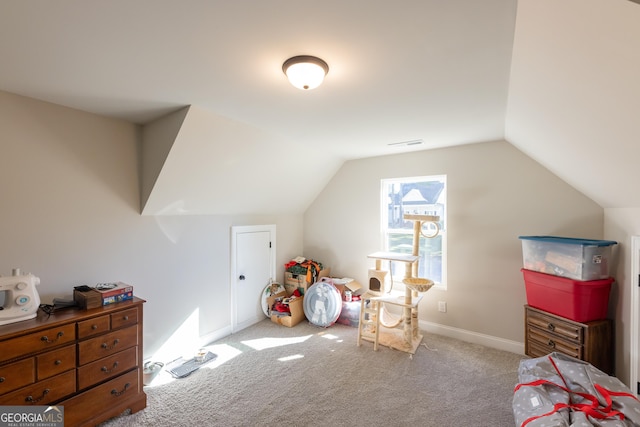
[387, 139, 424, 147]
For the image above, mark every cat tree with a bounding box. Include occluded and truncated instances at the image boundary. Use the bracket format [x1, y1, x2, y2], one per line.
[357, 214, 440, 354]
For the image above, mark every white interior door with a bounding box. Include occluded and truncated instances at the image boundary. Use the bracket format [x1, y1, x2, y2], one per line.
[231, 225, 276, 332]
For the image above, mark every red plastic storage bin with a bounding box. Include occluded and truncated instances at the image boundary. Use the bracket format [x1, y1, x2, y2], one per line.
[521, 268, 613, 322]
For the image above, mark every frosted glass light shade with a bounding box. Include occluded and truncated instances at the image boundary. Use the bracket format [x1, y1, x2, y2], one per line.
[282, 56, 329, 90]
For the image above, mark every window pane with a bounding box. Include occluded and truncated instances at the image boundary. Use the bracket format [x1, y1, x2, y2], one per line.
[382, 176, 446, 286]
[387, 232, 443, 284]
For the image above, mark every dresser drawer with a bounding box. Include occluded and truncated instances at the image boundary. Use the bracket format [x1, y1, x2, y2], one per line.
[111, 307, 138, 329]
[77, 346, 138, 390]
[527, 340, 554, 359]
[77, 314, 110, 339]
[527, 326, 582, 358]
[0, 323, 76, 363]
[78, 325, 138, 365]
[62, 369, 139, 427]
[36, 344, 76, 380]
[528, 339, 582, 360]
[525, 305, 613, 374]
[0, 358, 35, 395]
[0, 370, 76, 405]
[526, 308, 583, 343]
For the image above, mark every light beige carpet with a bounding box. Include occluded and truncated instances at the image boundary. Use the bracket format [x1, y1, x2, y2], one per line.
[100, 319, 524, 427]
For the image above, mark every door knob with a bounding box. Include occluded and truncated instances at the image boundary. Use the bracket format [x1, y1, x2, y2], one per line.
[239, 275, 245, 280]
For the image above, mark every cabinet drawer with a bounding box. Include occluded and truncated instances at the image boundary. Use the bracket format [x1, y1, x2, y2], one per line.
[111, 307, 138, 329]
[527, 340, 582, 360]
[77, 346, 138, 390]
[0, 370, 76, 406]
[62, 369, 139, 427]
[527, 309, 583, 343]
[78, 325, 138, 365]
[0, 323, 76, 363]
[0, 358, 35, 395]
[527, 326, 582, 358]
[36, 344, 76, 380]
[527, 340, 556, 359]
[77, 315, 110, 339]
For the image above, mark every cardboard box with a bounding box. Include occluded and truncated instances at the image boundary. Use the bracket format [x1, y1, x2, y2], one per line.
[94, 282, 134, 298]
[102, 291, 133, 306]
[268, 291, 305, 327]
[317, 277, 363, 300]
[283, 272, 309, 295]
[94, 282, 134, 306]
[283, 269, 330, 296]
[345, 280, 363, 294]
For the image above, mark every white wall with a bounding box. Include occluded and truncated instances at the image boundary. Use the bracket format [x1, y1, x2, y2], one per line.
[0, 90, 304, 360]
[2, 87, 627, 377]
[304, 140, 604, 349]
[506, 0, 640, 209]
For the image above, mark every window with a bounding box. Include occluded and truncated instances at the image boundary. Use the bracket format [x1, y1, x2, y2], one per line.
[381, 175, 446, 288]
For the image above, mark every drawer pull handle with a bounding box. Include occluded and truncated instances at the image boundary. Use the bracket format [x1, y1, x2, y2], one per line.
[123, 315, 129, 321]
[101, 362, 119, 373]
[547, 323, 555, 331]
[101, 339, 120, 350]
[547, 339, 556, 348]
[25, 388, 49, 404]
[92, 324, 98, 330]
[0, 377, 4, 383]
[54, 360, 62, 366]
[111, 383, 130, 397]
[41, 331, 64, 343]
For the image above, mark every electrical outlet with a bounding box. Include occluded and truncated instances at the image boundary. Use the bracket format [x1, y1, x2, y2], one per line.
[438, 301, 447, 313]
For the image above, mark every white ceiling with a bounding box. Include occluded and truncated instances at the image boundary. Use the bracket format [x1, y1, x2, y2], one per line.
[0, 0, 638, 214]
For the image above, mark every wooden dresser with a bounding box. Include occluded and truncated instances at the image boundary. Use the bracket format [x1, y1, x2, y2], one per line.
[0, 297, 146, 426]
[524, 305, 613, 374]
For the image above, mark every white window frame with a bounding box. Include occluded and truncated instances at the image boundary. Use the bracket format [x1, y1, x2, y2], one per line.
[381, 175, 447, 290]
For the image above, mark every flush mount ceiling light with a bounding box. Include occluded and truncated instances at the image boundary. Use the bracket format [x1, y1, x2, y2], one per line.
[282, 55, 329, 90]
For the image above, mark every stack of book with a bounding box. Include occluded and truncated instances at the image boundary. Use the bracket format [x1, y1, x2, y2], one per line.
[95, 282, 134, 306]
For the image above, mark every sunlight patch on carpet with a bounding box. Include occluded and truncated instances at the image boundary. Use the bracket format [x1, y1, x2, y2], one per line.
[145, 343, 242, 387]
[278, 354, 304, 362]
[241, 334, 312, 350]
[319, 333, 339, 341]
[200, 343, 242, 369]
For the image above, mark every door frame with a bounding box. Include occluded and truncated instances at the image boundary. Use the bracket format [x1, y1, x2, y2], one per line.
[230, 224, 276, 333]
[630, 236, 640, 393]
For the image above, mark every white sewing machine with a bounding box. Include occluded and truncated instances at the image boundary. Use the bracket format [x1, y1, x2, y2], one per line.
[0, 268, 41, 326]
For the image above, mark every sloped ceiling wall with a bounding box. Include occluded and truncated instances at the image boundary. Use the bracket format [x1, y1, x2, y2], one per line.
[141, 105, 343, 215]
[139, 0, 640, 215]
[506, 0, 640, 208]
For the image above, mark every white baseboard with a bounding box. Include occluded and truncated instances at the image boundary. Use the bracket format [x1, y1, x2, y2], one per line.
[199, 325, 233, 347]
[420, 320, 525, 355]
[193, 321, 524, 359]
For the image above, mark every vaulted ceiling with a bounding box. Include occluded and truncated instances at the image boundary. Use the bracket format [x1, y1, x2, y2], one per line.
[0, 0, 638, 214]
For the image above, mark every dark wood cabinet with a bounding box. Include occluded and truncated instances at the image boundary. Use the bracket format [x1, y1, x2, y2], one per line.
[0, 297, 146, 426]
[524, 305, 613, 374]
